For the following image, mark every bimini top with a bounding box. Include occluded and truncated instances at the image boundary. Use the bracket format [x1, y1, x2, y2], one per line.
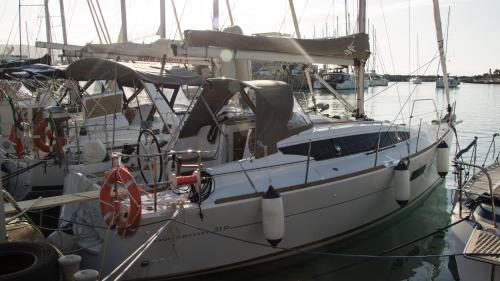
[0, 63, 66, 80]
[183, 30, 370, 62]
[65, 58, 205, 87]
[179, 78, 312, 157]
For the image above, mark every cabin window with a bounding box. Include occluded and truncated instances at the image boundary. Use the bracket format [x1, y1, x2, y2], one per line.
[279, 131, 410, 160]
[287, 98, 312, 131]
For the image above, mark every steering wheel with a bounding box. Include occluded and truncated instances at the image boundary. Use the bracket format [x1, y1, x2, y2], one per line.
[136, 129, 163, 187]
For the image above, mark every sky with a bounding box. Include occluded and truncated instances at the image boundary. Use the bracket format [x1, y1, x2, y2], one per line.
[0, 0, 499, 75]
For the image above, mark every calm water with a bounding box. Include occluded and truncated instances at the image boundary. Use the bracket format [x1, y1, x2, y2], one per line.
[184, 82, 500, 281]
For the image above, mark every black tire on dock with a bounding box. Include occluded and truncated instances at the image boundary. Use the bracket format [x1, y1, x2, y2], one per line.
[0, 241, 60, 281]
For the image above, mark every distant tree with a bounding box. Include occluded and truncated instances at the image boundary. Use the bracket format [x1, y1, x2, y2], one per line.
[494, 69, 500, 77]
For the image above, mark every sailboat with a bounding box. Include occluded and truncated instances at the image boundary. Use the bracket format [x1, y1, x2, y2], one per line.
[49, 1, 456, 279]
[411, 34, 423, 84]
[368, 27, 388, 87]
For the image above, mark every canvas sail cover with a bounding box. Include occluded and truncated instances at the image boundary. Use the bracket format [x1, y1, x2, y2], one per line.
[183, 30, 370, 62]
[65, 58, 204, 87]
[80, 39, 178, 62]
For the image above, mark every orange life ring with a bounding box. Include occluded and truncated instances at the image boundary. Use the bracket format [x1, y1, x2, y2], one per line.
[9, 124, 24, 156]
[33, 120, 66, 153]
[99, 165, 142, 236]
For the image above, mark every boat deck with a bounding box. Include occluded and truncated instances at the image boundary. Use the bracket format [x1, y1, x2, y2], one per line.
[463, 162, 500, 196]
[460, 161, 500, 266]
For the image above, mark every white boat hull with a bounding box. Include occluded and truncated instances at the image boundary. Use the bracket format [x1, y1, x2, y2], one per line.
[69, 126, 452, 280]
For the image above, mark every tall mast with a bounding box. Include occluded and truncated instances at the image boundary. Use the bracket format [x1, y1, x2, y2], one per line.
[225, 0, 234, 26]
[344, 0, 348, 35]
[212, 0, 219, 31]
[120, 0, 128, 42]
[355, 0, 366, 118]
[44, 0, 52, 63]
[18, 0, 22, 58]
[171, 0, 183, 40]
[159, 0, 166, 38]
[59, 0, 68, 45]
[416, 33, 419, 77]
[288, 0, 301, 38]
[432, 0, 451, 112]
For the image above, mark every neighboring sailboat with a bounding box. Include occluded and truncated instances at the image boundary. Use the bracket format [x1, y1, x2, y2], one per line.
[368, 27, 388, 87]
[411, 34, 423, 84]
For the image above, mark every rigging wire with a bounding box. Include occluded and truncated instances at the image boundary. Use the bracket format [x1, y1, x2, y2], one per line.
[377, 0, 404, 119]
[365, 50, 440, 102]
[277, 1, 290, 34]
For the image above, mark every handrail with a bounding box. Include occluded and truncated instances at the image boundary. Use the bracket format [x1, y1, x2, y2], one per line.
[454, 160, 497, 229]
[456, 137, 477, 159]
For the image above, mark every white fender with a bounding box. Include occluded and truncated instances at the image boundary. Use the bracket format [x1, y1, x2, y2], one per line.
[261, 185, 284, 247]
[82, 140, 107, 164]
[394, 161, 410, 207]
[436, 141, 449, 178]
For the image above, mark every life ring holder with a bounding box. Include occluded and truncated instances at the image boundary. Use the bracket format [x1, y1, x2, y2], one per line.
[99, 165, 142, 236]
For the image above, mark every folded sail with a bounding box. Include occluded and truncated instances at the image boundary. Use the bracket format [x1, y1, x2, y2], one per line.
[183, 30, 370, 62]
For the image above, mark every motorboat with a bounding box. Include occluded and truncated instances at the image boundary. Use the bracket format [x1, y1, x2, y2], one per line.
[314, 68, 369, 90]
[411, 77, 423, 84]
[368, 71, 389, 87]
[436, 76, 460, 88]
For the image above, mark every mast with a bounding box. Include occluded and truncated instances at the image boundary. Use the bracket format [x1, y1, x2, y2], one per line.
[416, 33, 419, 77]
[288, 0, 316, 111]
[59, 0, 68, 45]
[225, 0, 234, 26]
[159, 0, 166, 38]
[171, 0, 183, 40]
[432, 0, 451, 112]
[18, 0, 22, 58]
[344, 0, 348, 35]
[289, 0, 301, 39]
[355, 0, 366, 118]
[44, 0, 52, 63]
[120, 0, 128, 42]
[213, 0, 219, 30]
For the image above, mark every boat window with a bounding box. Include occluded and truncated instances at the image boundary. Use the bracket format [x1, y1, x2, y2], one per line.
[217, 91, 254, 117]
[279, 131, 410, 160]
[143, 82, 179, 127]
[288, 98, 312, 131]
